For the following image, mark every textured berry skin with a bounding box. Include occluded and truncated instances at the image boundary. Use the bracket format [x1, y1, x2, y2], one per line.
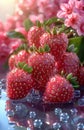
[8, 50, 29, 70]
[56, 52, 80, 76]
[6, 68, 35, 100]
[40, 33, 68, 61]
[77, 66, 84, 86]
[43, 75, 74, 103]
[28, 26, 45, 48]
[15, 50, 29, 64]
[8, 55, 16, 70]
[28, 52, 55, 90]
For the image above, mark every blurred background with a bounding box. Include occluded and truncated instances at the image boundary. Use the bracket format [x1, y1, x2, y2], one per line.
[0, 0, 15, 22]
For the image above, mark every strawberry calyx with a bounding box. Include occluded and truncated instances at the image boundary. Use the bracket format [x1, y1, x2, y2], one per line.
[66, 73, 79, 88]
[61, 71, 79, 88]
[29, 44, 50, 54]
[16, 62, 33, 73]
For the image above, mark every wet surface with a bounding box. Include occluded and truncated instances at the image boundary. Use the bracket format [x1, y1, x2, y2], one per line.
[0, 72, 84, 130]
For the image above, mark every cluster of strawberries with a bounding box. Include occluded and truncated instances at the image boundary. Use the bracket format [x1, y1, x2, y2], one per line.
[6, 23, 84, 103]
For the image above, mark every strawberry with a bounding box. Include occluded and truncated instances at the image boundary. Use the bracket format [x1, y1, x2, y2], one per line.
[40, 32, 68, 61]
[6, 68, 35, 100]
[8, 54, 16, 70]
[8, 50, 30, 70]
[15, 50, 30, 64]
[28, 52, 55, 91]
[56, 52, 80, 76]
[77, 66, 84, 86]
[43, 75, 74, 103]
[28, 26, 45, 48]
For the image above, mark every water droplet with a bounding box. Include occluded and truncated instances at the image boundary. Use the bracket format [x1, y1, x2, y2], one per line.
[70, 108, 78, 116]
[27, 89, 41, 103]
[15, 103, 28, 117]
[77, 123, 84, 130]
[52, 122, 61, 130]
[1, 78, 6, 83]
[74, 90, 80, 98]
[54, 108, 62, 116]
[29, 111, 36, 119]
[34, 119, 43, 128]
[60, 113, 69, 123]
[27, 127, 31, 130]
[6, 109, 15, 117]
[78, 98, 84, 106]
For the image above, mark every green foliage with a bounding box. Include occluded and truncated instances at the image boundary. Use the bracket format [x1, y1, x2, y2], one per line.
[69, 36, 84, 62]
[23, 19, 33, 31]
[7, 31, 26, 40]
[17, 62, 33, 73]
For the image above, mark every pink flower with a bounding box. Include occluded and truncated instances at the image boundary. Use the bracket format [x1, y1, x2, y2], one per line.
[76, 18, 84, 36]
[59, 0, 69, 3]
[29, 14, 44, 23]
[57, 1, 75, 18]
[4, 16, 16, 31]
[65, 13, 79, 28]
[75, 0, 84, 15]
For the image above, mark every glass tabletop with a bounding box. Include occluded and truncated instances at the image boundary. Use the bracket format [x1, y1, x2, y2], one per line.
[0, 72, 84, 130]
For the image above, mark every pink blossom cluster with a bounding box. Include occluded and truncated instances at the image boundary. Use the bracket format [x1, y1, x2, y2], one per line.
[4, 0, 69, 31]
[0, 22, 24, 63]
[57, 0, 84, 36]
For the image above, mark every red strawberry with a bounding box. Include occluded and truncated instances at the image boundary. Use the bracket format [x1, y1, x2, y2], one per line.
[28, 26, 45, 48]
[28, 52, 55, 91]
[40, 32, 68, 61]
[8, 50, 30, 70]
[6, 68, 35, 100]
[15, 50, 30, 64]
[43, 75, 74, 103]
[8, 54, 16, 70]
[77, 66, 84, 86]
[56, 52, 80, 76]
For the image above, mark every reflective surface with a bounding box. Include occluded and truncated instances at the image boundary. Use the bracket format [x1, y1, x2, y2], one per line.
[0, 73, 84, 130]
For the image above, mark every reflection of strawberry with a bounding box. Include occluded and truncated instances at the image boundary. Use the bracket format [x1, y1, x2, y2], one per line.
[28, 26, 45, 48]
[28, 52, 55, 90]
[40, 33, 68, 61]
[77, 66, 84, 86]
[6, 68, 35, 100]
[56, 52, 80, 76]
[43, 75, 74, 103]
[9, 50, 30, 70]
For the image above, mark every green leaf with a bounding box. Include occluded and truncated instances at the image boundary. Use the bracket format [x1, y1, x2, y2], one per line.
[7, 31, 26, 40]
[18, 62, 26, 69]
[23, 64, 33, 73]
[69, 36, 84, 62]
[43, 17, 63, 26]
[27, 67, 33, 73]
[73, 85, 79, 88]
[11, 44, 28, 55]
[38, 47, 44, 53]
[44, 44, 50, 52]
[66, 73, 73, 80]
[36, 20, 42, 27]
[52, 27, 57, 35]
[23, 19, 33, 31]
